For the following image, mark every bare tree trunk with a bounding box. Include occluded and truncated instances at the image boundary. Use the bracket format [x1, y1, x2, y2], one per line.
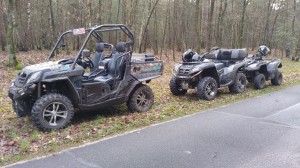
[138, 0, 147, 53]
[216, 0, 222, 47]
[160, 0, 170, 59]
[292, 0, 296, 36]
[97, 0, 102, 24]
[87, 0, 92, 27]
[206, 0, 215, 52]
[49, 0, 55, 47]
[6, 0, 17, 67]
[231, 22, 237, 48]
[195, 0, 202, 52]
[108, 0, 113, 42]
[129, 0, 137, 29]
[25, 0, 31, 50]
[138, 0, 160, 53]
[238, 0, 248, 48]
[216, 0, 227, 47]
[263, 0, 275, 46]
[122, 1, 127, 25]
[0, 0, 6, 51]
[108, 0, 112, 24]
[172, 0, 177, 59]
[15, 1, 24, 51]
[129, 0, 138, 51]
[116, 0, 120, 23]
[153, 9, 158, 55]
[269, 11, 279, 50]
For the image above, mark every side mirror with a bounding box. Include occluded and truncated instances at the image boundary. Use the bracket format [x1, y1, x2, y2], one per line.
[82, 49, 91, 58]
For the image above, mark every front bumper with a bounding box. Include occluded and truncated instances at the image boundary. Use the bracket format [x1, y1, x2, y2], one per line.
[8, 83, 36, 100]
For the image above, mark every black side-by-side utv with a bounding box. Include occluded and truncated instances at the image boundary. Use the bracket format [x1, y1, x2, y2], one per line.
[8, 24, 163, 131]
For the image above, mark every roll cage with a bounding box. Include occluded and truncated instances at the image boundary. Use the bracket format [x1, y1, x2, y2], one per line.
[47, 24, 134, 69]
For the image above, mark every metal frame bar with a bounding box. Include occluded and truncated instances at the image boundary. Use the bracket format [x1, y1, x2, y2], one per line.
[47, 24, 134, 70]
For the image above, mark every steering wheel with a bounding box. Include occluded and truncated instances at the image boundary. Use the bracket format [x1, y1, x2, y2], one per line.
[85, 57, 94, 69]
[76, 57, 93, 69]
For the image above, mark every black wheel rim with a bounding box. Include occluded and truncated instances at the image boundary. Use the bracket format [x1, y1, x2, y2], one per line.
[175, 79, 184, 91]
[136, 91, 150, 108]
[238, 76, 246, 90]
[43, 102, 68, 126]
[205, 82, 216, 96]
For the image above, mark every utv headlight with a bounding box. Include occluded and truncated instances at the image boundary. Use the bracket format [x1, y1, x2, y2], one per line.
[173, 64, 181, 74]
[26, 72, 41, 84]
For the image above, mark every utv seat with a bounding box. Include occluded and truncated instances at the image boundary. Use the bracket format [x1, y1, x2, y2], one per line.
[94, 42, 128, 83]
[90, 43, 105, 73]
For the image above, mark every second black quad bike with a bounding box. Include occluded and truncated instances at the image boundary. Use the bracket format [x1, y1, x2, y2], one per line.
[8, 24, 163, 131]
[170, 48, 248, 100]
[244, 45, 283, 89]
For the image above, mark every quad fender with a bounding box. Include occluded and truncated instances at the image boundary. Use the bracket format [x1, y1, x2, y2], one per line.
[270, 60, 282, 68]
[218, 62, 246, 86]
[201, 67, 220, 87]
[267, 60, 282, 79]
[244, 61, 269, 80]
[267, 60, 282, 71]
[258, 64, 268, 79]
[41, 77, 80, 107]
[232, 62, 246, 78]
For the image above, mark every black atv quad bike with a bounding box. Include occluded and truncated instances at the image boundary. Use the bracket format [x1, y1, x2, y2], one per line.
[8, 24, 163, 131]
[244, 46, 283, 89]
[170, 49, 248, 100]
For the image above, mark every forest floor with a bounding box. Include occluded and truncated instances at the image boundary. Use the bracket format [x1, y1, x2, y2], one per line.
[0, 50, 300, 166]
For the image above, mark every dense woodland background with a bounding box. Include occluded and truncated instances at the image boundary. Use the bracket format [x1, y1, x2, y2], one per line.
[0, 0, 300, 67]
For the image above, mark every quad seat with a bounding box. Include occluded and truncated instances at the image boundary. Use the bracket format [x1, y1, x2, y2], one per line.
[216, 49, 247, 61]
[215, 49, 247, 67]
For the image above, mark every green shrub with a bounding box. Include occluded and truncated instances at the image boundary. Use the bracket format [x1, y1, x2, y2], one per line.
[15, 64, 23, 70]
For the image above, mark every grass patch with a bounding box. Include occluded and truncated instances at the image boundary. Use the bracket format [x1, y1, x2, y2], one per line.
[19, 140, 30, 151]
[15, 64, 23, 70]
[0, 52, 299, 166]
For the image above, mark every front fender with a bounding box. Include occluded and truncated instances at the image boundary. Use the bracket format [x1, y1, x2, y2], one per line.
[267, 60, 282, 72]
[267, 60, 282, 79]
[42, 77, 81, 106]
[233, 62, 246, 74]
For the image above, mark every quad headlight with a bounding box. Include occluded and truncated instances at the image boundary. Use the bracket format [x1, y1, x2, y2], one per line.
[173, 63, 181, 74]
[10, 80, 15, 87]
[26, 71, 42, 84]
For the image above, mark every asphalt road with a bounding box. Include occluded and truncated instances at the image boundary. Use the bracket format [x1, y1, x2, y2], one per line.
[6, 85, 300, 168]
